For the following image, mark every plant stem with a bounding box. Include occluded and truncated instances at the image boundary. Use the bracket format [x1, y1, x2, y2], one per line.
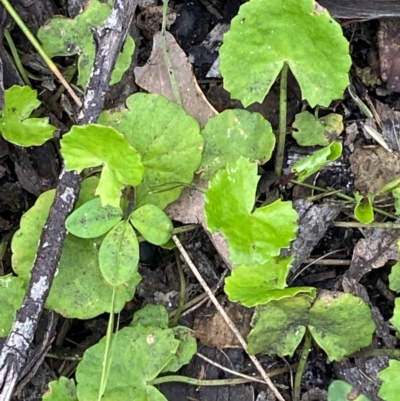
[169, 249, 186, 327]
[4, 28, 31, 86]
[293, 330, 312, 401]
[333, 221, 400, 229]
[275, 62, 288, 177]
[0, 0, 82, 107]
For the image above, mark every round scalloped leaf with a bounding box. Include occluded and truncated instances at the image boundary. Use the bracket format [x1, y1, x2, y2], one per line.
[247, 294, 314, 356]
[225, 257, 316, 307]
[198, 109, 275, 179]
[98, 93, 203, 209]
[11, 188, 140, 319]
[99, 220, 139, 286]
[328, 381, 372, 401]
[0, 86, 55, 146]
[66, 197, 122, 238]
[130, 303, 169, 329]
[292, 111, 329, 147]
[219, 0, 351, 107]
[308, 291, 375, 361]
[0, 275, 25, 337]
[378, 360, 400, 401]
[37, 0, 135, 88]
[205, 157, 298, 265]
[76, 325, 179, 401]
[130, 204, 173, 245]
[42, 377, 78, 401]
[60, 124, 144, 207]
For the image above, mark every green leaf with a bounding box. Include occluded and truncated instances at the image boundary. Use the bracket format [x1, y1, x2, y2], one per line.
[60, 124, 144, 207]
[393, 187, 400, 215]
[76, 325, 179, 401]
[0, 275, 25, 337]
[224, 257, 314, 307]
[389, 241, 400, 292]
[292, 111, 343, 146]
[328, 380, 372, 401]
[292, 141, 342, 182]
[378, 360, 400, 401]
[37, 0, 135, 88]
[390, 298, 400, 333]
[0, 85, 55, 146]
[99, 221, 139, 287]
[66, 197, 123, 238]
[247, 294, 314, 356]
[198, 109, 275, 179]
[130, 304, 169, 329]
[205, 157, 298, 265]
[219, 0, 351, 107]
[98, 93, 203, 209]
[354, 192, 374, 224]
[308, 292, 375, 361]
[225, 259, 316, 307]
[12, 187, 141, 319]
[130, 205, 173, 245]
[42, 377, 78, 401]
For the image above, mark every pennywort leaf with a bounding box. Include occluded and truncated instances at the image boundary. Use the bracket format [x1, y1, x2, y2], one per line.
[60, 124, 144, 207]
[354, 192, 374, 224]
[219, 0, 351, 107]
[378, 360, 400, 401]
[292, 141, 342, 182]
[205, 157, 298, 265]
[0, 85, 55, 146]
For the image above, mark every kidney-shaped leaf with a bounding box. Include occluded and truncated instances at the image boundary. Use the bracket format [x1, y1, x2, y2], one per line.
[309, 291, 375, 361]
[99, 220, 139, 286]
[98, 93, 203, 209]
[76, 325, 179, 401]
[42, 377, 78, 401]
[0, 86, 55, 146]
[378, 360, 400, 401]
[130, 204, 173, 245]
[11, 185, 140, 319]
[37, 0, 135, 88]
[247, 294, 314, 356]
[61, 124, 144, 207]
[328, 380, 372, 401]
[205, 157, 298, 265]
[66, 197, 122, 238]
[198, 109, 275, 179]
[219, 0, 351, 107]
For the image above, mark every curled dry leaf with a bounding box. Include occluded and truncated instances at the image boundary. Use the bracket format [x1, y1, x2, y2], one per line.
[134, 31, 217, 127]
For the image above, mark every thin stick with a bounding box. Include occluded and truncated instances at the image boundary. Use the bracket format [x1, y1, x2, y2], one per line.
[0, 0, 82, 107]
[332, 221, 400, 229]
[172, 235, 285, 401]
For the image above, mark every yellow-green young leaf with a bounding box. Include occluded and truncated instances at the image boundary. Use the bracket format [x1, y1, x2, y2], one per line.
[0, 275, 25, 337]
[354, 192, 374, 224]
[389, 240, 400, 292]
[42, 377, 78, 401]
[99, 221, 139, 286]
[130, 204, 173, 245]
[378, 360, 400, 401]
[60, 124, 144, 207]
[37, 0, 134, 88]
[205, 157, 298, 265]
[247, 294, 314, 356]
[0, 86, 55, 146]
[98, 93, 203, 209]
[66, 197, 122, 238]
[198, 109, 275, 179]
[309, 292, 375, 361]
[219, 0, 351, 107]
[292, 141, 342, 182]
[393, 187, 400, 215]
[225, 258, 315, 307]
[390, 298, 400, 333]
[328, 380, 372, 401]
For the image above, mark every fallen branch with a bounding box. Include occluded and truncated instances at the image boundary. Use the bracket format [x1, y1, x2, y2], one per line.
[0, 1, 137, 399]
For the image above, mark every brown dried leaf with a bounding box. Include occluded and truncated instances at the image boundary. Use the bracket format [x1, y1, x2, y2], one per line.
[134, 31, 217, 127]
[346, 228, 399, 282]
